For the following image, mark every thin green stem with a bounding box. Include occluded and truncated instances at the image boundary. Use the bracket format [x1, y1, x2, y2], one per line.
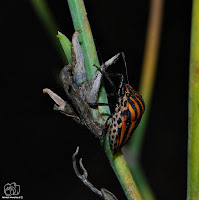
[187, 0, 199, 199]
[67, 0, 109, 116]
[67, 0, 99, 80]
[30, 0, 66, 61]
[103, 136, 142, 200]
[67, 0, 142, 199]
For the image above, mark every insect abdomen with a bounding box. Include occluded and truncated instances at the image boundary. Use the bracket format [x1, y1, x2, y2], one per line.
[109, 84, 145, 154]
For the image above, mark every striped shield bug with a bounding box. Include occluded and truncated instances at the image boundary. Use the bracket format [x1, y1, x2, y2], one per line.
[93, 52, 145, 154]
[107, 82, 145, 154]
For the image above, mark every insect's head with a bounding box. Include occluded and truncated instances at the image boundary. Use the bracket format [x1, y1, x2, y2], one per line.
[120, 83, 145, 109]
[120, 83, 134, 97]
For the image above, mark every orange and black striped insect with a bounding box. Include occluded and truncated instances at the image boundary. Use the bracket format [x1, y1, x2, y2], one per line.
[106, 82, 145, 154]
[93, 53, 145, 154]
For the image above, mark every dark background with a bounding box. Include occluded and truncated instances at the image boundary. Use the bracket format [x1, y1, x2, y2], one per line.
[1, 0, 191, 199]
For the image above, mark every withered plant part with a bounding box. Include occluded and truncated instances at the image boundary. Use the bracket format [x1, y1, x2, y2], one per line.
[43, 30, 121, 138]
[72, 147, 118, 200]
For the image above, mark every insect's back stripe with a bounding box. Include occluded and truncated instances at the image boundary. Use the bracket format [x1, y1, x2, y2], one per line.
[119, 109, 132, 148]
[131, 97, 141, 120]
[135, 92, 145, 112]
[118, 115, 128, 147]
[128, 103, 136, 121]
[120, 96, 143, 148]
[121, 126, 131, 147]
[132, 95, 144, 118]
[126, 84, 133, 93]
[124, 118, 142, 146]
[136, 95, 145, 113]
[126, 84, 145, 112]
[127, 97, 138, 120]
[123, 121, 136, 145]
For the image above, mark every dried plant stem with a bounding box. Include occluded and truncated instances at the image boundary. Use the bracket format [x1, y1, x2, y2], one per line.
[187, 0, 199, 199]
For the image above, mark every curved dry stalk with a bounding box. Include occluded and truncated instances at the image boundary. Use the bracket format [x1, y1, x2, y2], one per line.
[72, 146, 118, 200]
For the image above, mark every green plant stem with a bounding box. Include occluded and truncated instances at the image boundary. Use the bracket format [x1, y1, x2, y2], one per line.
[67, 0, 98, 80]
[67, 0, 142, 199]
[67, 0, 109, 116]
[187, 0, 199, 199]
[30, 0, 65, 61]
[103, 136, 142, 200]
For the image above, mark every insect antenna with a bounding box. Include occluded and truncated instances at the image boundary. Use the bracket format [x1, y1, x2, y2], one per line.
[93, 40, 118, 96]
[121, 52, 129, 85]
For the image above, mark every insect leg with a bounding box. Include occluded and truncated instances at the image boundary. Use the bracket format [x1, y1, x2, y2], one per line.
[105, 73, 124, 96]
[93, 64, 117, 95]
[100, 115, 112, 139]
[120, 52, 129, 85]
[117, 73, 124, 96]
[93, 65, 125, 98]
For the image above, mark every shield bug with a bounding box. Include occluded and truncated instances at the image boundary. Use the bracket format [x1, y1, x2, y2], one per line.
[94, 53, 145, 154]
[107, 82, 145, 154]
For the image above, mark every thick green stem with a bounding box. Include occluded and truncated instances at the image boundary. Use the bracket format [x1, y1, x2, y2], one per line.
[187, 0, 199, 199]
[67, 0, 142, 199]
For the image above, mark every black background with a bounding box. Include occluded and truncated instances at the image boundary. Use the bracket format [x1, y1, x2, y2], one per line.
[1, 0, 191, 199]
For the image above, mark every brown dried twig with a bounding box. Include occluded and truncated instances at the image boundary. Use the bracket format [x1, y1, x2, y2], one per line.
[43, 31, 121, 138]
[72, 146, 118, 200]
